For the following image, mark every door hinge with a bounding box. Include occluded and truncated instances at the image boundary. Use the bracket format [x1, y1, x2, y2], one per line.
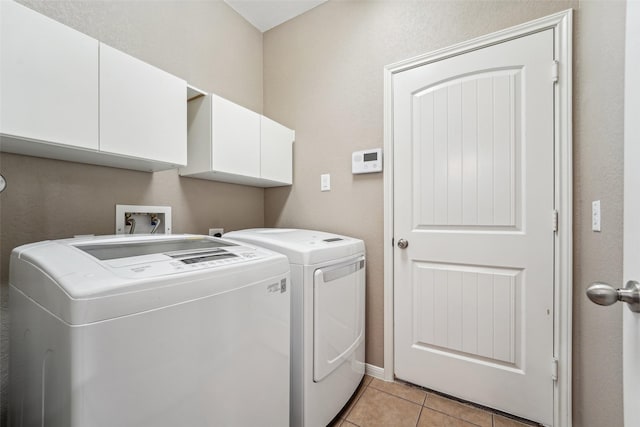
[552, 210, 559, 233]
[552, 60, 559, 83]
[551, 358, 559, 382]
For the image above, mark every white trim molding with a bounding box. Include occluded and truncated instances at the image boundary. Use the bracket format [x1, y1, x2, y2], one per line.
[365, 363, 385, 380]
[383, 10, 572, 426]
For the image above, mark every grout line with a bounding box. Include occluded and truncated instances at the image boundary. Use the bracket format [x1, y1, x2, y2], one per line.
[425, 396, 538, 427]
[423, 406, 486, 427]
[368, 377, 426, 399]
[368, 386, 426, 408]
[415, 405, 424, 427]
[492, 412, 540, 427]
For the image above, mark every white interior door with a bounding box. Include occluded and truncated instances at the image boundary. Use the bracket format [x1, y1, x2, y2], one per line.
[623, 2, 640, 425]
[393, 29, 556, 424]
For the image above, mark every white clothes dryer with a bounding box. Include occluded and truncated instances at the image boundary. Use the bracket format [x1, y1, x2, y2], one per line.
[224, 228, 366, 427]
[9, 234, 290, 427]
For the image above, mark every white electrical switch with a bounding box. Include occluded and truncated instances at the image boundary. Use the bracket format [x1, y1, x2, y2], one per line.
[592, 200, 601, 232]
[321, 174, 331, 191]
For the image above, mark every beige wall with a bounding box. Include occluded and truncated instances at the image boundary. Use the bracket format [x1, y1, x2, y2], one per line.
[0, 1, 264, 423]
[572, 1, 626, 426]
[264, 1, 625, 426]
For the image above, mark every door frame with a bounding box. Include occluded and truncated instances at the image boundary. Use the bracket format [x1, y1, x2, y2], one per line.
[383, 10, 573, 426]
[623, 2, 640, 425]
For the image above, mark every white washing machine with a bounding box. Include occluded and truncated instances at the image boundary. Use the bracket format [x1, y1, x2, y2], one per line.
[9, 234, 290, 427]
[224, 228, 365, 427]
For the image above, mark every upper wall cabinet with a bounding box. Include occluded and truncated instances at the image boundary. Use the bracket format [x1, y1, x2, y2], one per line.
[180, 94, 294, 187]
[0, 0, 99, 150]
[99, 44, 187, 166]
[0, 1, 187, 172]
[261, 116, 294, 185]
[210, 95, 261, 179]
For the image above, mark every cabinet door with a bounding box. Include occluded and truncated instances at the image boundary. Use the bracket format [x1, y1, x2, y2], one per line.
[0, 1, 98, 149]
[261, 116, 294, 184]
[211, 95, 260, 178]
[99, 43, 186, 166]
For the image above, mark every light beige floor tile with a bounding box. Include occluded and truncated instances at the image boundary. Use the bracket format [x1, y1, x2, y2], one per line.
[338, 377, 370, 418]
[417, 407, 478, 427]
[423, 394, 492, 427]
[346, 387, 422, 427]
[340, 394, 361, 419]
[356, 378, 369, 398]
[369, 378, 427, 404]
[363, 374, 374, 386]
[493, 414, 539, 427]
[341, 421, 359, 427]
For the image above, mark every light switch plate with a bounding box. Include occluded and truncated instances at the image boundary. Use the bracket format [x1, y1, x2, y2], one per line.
[321, 173, 331, 191]
[592, 200, 601, 232]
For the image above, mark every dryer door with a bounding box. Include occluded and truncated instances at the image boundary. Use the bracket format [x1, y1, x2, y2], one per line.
[313, 256, 365, 382]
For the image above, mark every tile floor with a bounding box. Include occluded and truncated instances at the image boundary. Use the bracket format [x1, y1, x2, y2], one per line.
[329, 376, 540, 427]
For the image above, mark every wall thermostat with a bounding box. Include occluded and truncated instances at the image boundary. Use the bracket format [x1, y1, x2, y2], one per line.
[352, 148, 382, 174]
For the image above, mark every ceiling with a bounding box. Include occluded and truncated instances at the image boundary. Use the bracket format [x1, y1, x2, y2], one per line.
[224, 0, 328, 32]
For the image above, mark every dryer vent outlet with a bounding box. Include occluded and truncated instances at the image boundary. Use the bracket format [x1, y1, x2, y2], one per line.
[116, 204, 172, 235]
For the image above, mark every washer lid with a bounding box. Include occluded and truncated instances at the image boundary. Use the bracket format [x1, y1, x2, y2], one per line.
[224, 228, 365, 265]
[9, 234, 290, 324]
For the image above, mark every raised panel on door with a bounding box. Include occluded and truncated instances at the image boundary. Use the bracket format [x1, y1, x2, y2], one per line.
[99, 43, 186, 166]
[0, 1, 98, 150]
[414, 70, 521, 230]
[413, 263, 521, 364]
[260, 116, 294, 185]
[211, 95, 260, 178]
[394, 29, 555, 425]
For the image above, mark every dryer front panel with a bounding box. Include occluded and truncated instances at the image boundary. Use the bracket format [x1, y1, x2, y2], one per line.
[313, 256, 365, 382]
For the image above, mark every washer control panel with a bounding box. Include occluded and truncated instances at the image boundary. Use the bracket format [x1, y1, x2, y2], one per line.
[82, 237, 266, 278]
[110, 248, 263, 278]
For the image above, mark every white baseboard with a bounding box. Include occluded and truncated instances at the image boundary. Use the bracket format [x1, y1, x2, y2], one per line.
[365, 363, 385, 380]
